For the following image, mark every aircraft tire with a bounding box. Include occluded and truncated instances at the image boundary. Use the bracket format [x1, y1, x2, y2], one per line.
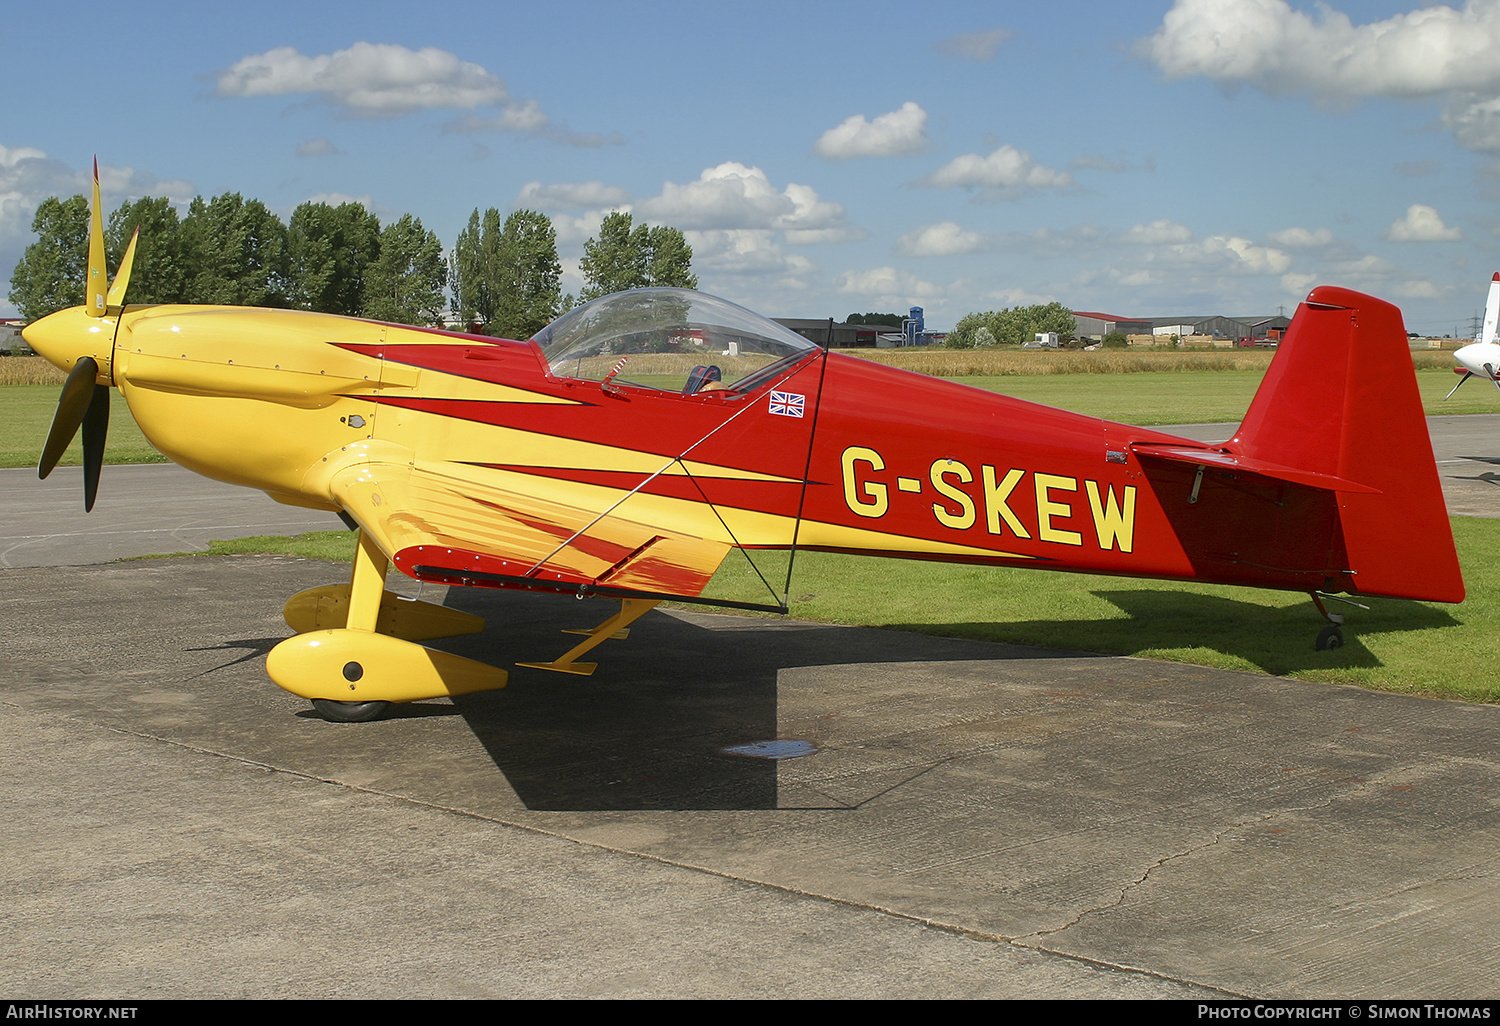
[311, 699, 392, 723]
[1314, 625, 1344, 651]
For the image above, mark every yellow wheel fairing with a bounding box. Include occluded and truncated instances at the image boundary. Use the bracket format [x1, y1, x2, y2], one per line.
[266, 629, 507, 702]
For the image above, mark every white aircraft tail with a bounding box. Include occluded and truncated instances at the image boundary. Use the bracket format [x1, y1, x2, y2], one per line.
[1445, 272, 1500, 399]
[1482, 271, 1500, 346]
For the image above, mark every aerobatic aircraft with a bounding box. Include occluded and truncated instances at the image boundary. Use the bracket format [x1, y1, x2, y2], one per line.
[24, 165, 1465, 721]
[1447, 272, 1500, 399]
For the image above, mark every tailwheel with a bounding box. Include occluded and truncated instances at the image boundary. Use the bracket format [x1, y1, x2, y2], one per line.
[1310, 591, 1365, 652]
[1314, 624, 1344, 651]
[311, 699, 391, 723]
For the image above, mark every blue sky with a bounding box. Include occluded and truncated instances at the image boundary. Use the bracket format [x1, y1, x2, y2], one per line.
[4, 0, 1499, 334]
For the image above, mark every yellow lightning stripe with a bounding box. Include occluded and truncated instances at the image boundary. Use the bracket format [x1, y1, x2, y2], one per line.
[375, 403, 799, 482]
[327, 450, 1035, 608]
[357, 462, 1032, 570]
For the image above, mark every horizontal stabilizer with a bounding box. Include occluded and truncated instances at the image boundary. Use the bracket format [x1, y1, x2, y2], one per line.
[1130, 443, 1380, 494]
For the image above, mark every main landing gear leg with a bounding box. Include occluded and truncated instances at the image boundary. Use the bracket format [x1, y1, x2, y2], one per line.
[266, 530, 507, 720]
[517, 598, 660, 676]
[311, 531, 394, 722]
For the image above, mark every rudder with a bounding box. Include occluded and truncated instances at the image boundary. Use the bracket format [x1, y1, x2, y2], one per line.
[1227, 287, 1463, 602]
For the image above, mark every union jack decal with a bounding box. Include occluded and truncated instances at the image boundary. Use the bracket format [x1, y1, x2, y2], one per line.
[768, 391, 805, 417]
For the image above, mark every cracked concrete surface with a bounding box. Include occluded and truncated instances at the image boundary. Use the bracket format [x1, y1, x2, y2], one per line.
[5, 417, 1500, 998]
[4, 557, 1500, 998]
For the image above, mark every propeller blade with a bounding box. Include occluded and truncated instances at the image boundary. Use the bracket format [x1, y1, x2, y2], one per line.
[81, 385, 109, 512]
[106, 227, 139, 307]
[1445, 371, 1473, 401]
[38, 357, 100, 479]
[1487, 363, 1500, 396]
[85, 159, 107, 318]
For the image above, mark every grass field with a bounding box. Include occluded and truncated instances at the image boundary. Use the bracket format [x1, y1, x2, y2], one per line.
[0, 384, 168, 467]
[1, 348, 1492, 469]
[185, 516, 1499, 703]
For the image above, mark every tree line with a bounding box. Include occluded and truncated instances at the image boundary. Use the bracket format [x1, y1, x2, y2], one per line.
[945, 302, 1077, 348]
[8, 194, 695, 339]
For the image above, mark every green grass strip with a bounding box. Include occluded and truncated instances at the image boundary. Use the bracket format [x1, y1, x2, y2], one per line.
[0, 385, 168, 467]
[182, 516, 1498, 703]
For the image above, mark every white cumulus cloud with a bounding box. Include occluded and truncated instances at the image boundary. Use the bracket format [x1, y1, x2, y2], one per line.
[687, 229, 817, 281]
[1392, 278, 1445, 299]
[1267, 226, 1335, 248]
[0, 144, 46, 169]
[1105, 224, 1292, 278]
[449, 100, 550, 133]
[921, 145, 1073, 198]
[897, 222, 988, 256]
[1385, 203, 1464, 241]
[836, 266, 945, 302]
[0, 149, 195, 317]
[1138, 0, 1500, 98]
[1281, 272, 1319, 296]
[1198, 235, 1292, 274]
[814, 102, 929, 159]
[217, 43, 511, 115]
[296, 138, 341, 157]
[636, 162, 853, 236]
[1138, 1, 1500, 155]
[0, 146, 65, 258]
[636, 162, 794, 229]
[1441, 92, 1500, 152]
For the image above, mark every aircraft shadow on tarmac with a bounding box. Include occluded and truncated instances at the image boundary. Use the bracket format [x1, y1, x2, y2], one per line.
[394, 588, 1090, 813]
[1452, 456, 1500, 485]
[184, 637, 286, 675]
[311, 584, 1462, 813]
[883, 588, 1459, 678]
[173, 585, 1460, 812]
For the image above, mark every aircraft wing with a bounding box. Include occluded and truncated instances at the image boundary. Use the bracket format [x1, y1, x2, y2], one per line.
[322, 447, 737, 601]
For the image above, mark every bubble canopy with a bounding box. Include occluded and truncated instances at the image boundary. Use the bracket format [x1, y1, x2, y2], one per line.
[534, 288, 818, 394]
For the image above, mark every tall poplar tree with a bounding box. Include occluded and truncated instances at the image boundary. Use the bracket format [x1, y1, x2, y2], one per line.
[450, 207, 504, 329]
[107, 196, 185, 306]
[579, 212, 696, 302]
[286, 201, 381, 316]
[8, 195, 88, 320]
[179, 192, 289, 307]
[363, 214, 447, 326]
[491, 209, 561, 339]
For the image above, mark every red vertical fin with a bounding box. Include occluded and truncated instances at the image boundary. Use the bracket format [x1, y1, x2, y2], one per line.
[1227, 287, 1463, 602]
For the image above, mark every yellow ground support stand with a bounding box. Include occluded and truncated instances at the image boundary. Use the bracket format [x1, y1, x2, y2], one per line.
[517, 598, 659, 676]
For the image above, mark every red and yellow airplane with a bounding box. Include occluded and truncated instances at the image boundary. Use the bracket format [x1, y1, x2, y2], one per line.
[24, 166, 1465, 721]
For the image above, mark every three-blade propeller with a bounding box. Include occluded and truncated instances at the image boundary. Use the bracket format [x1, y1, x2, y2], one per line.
[1443, 360, 1500, 400]
[36, 158, 135, 511]
[37, 357, 109, 511]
